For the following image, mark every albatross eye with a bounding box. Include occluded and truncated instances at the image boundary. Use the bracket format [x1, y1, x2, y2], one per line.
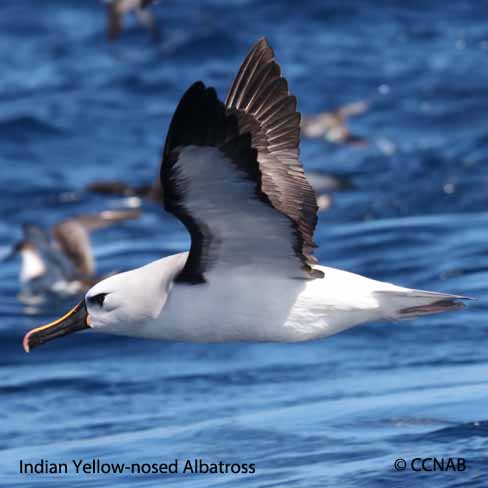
[88, 293, 107, 307]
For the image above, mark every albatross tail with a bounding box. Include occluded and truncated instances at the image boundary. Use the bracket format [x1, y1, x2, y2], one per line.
[375, 289, 470, 320]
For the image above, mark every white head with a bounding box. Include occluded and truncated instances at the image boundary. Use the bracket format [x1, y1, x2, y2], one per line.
[85, 263, 171, 335]
[22, 253, 188, 352]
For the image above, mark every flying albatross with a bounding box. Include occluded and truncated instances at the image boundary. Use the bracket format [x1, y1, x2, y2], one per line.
[23, 38, 467, 352]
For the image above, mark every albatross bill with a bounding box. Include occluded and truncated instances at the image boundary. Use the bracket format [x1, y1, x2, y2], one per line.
[23, 301, 90, 353]
[23, 38, 468, 353]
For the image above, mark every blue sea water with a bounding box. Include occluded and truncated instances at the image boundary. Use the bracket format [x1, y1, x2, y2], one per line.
[1, 0, 488, 486]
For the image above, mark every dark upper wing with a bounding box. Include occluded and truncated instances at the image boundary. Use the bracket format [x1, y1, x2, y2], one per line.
[225, 38, 318, 264]
[161, 39, 321, 284]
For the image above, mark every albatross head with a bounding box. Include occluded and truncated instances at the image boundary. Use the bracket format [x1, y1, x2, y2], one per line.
[22, 253, 187, 352]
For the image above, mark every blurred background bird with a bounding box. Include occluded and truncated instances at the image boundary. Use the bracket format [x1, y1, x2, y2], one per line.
[301, 100, 368, 146]
[87, 176, 162, 204]
[87, 169, 351, 212]
[4, 209, 140, 303]
[105, 0, 160, 41]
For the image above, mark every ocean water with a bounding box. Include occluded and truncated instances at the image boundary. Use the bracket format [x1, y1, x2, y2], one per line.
[1, 0, 488, 486]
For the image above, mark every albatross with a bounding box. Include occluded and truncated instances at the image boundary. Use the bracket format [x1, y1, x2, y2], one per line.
[7, 209, 139, 301]
[23, 38, 467, 352]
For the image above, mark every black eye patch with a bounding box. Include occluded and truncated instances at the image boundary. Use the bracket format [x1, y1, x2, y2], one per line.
[88, 293, 107, 307]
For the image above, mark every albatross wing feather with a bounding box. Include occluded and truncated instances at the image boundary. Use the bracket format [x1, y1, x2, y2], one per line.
[161, 41, 322, 283]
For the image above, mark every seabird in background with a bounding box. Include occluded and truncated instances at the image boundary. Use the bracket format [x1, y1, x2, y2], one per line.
[301, 100, 368, 145]
[23, 39, 467, 353]
[105, 0, 160, 41]
[87, 169, 344, 212]
[87, 177, 162, 204]
[7, 209, 139, 301]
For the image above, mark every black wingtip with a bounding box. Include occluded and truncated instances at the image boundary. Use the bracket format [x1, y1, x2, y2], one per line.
[186, 80, 206, 94]
[161, 77, 242, 221]
[162, 80, 225, 161]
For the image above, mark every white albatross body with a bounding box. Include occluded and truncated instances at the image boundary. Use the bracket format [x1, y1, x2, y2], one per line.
[23, 38, 467, 353]
[86, 252, 463, 343]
